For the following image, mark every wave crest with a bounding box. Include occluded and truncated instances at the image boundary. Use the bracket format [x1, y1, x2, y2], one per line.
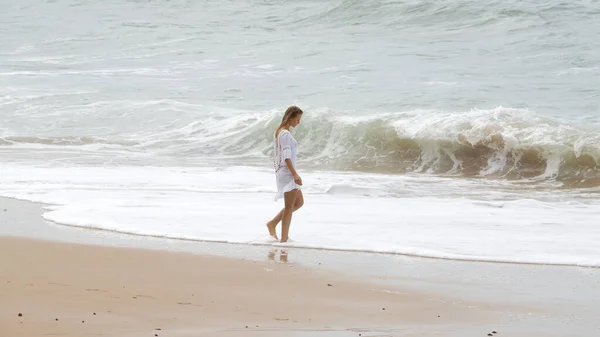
[3, 106, 598, 188]
[278, 107, 600, 188]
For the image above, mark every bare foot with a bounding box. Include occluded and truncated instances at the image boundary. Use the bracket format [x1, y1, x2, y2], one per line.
[266, 221, 278, 240]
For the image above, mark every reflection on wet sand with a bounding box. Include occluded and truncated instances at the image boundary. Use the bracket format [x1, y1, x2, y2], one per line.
[268, 249, 288, 263]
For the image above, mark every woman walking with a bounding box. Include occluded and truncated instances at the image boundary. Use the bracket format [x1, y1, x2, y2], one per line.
[266, 106, 304, 243]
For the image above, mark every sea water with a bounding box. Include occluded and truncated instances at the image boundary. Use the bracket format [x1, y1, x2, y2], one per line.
[1, 0, 599, 267]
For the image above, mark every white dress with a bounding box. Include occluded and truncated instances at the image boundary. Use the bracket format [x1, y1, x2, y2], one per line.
[273, 129, 301, 201]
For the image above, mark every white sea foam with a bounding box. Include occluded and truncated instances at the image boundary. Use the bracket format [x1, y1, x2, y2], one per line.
[1, 163, 599, 267]
[2, 0, 600, 270]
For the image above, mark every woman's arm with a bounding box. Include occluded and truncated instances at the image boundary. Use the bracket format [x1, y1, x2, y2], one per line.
[285, 158, 302, 185]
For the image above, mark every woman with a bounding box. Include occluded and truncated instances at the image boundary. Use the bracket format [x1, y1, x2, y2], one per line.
[266, 106, 304, 243]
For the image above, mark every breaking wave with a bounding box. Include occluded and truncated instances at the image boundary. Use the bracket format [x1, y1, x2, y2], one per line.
[285, 107, 600, 188]
[2, 106, 599, 188]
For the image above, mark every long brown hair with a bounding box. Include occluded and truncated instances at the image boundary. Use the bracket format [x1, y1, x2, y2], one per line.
[275, 105, 303, 137]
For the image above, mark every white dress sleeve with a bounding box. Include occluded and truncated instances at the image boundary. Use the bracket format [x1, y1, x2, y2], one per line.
[278, 131, 292, 162]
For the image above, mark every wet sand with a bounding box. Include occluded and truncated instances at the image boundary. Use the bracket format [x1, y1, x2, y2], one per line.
[1, 235, 501, 337]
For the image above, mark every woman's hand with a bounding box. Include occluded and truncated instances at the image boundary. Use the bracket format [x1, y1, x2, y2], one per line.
[293, 173, 303, 186]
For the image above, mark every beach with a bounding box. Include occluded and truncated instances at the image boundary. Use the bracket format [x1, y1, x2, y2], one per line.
[0, 236, 482, 337]
[2, 196, 599, 337]
[2, 1, 600, 335]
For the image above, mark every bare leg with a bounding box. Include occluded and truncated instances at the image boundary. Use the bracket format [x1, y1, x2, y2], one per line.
[266, 190, 304, 239]
[266, 221, 279, 240]
[280, 189, 299, 243]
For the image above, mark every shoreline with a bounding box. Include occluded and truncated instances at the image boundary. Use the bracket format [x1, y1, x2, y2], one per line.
[4, 195, 599, 270]
[38, 222, 600, 269]
[1, 196, 599, 336]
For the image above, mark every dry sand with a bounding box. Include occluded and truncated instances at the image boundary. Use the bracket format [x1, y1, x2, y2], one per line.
[0, 236, 500, 337]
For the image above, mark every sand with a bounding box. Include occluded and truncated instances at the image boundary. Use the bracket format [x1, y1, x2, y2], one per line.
[0, 235, 504, 337]
[1, 196, 598, 337]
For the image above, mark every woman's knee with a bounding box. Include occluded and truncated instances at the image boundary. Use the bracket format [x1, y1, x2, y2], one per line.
[295, 197, 304, 209]
[294, 190, 304, 209]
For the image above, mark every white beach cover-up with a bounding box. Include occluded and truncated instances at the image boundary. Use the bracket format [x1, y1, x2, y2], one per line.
[273, 129, 301, 201]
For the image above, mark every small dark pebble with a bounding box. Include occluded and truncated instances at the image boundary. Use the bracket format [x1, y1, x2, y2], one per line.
[438, 315, 440, 317]
[492, 332, 497, 334]
[488, 334, 493, 336]
[133, 296, 137, 299]
[155, 334, 158, 337]
[327, 283, 332, 287]
[155, 328, 162, 330]
[82, 320, 85, 323]
[93, 312, 96, 315]
[382, 308, 386, 310]
[245, 326, 248, 328]
[55, 318, 59, 321]
[18, 313, 22, 317]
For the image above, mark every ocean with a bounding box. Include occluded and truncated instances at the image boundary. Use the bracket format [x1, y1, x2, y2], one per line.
[1, 0, 599, 267]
